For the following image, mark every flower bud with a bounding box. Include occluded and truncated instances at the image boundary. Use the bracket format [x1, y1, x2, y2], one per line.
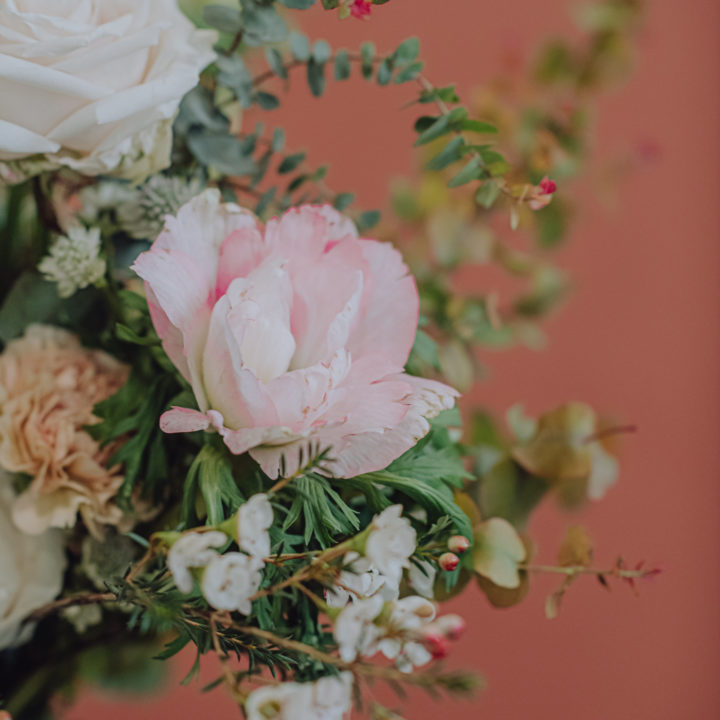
[448, 535, 470, 554]
[438, 552, 459, 571]
[420, 628, 451, 659]
[437, 614, 466, 641]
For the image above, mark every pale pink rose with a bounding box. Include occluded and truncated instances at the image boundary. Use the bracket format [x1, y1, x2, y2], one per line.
[0, 325, 129, 536]
[132, 190, 458, 478]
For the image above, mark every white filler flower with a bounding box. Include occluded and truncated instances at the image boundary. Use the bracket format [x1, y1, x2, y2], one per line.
[0, 0, 217, 183]
[0, 478, 66, 649]
[236, 493, 273, 560]
[38, 226, 106, 298]
[201, 552, 263, 614]
[245, 673, 353, 720]
[364, 505, 417, 584]
[333, 595, 384, 663]
[326, 552, 398, 609]
[167, 530, 227, 594]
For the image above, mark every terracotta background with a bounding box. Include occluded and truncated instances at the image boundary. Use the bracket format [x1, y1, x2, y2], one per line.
[70, 0, 720, 718]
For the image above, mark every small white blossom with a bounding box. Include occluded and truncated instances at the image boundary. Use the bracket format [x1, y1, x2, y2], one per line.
[245, 673, 353, 720]
[333, 595, 384, 663]
[377, 596, 436, 673]
[326, 552, 400, 609]
[364, 505, 416, 584]
[408, 559, 437, 599]
[201, 552, 264, 614]
[79, 182, 136, 224]
[167, 530, 227, 594]
[38, 226, 106, 298]
[237, 493, 273, 559]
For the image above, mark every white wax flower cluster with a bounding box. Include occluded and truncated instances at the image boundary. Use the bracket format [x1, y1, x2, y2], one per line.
[167, 493, 272, 614]
[245, 672, 353, 720]
[38, 226, 106, 299]
[333, 595, 437, 673]
[326, 505, 434, 608]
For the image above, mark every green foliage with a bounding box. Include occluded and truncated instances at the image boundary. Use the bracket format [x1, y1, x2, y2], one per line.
[89, 367, 177, 510]
[0, 272, 99, 345]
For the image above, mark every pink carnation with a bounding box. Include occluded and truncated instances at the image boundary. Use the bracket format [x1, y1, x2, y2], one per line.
[133, 191, 457, 478]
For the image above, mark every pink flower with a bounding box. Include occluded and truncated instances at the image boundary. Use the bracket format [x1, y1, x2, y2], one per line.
[133, 191, 457, 479]
[350, 0, 372, 19]
[527, 176, 557, 211]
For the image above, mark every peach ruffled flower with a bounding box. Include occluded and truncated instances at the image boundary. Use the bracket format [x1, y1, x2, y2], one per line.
[0, 325, 128, 536]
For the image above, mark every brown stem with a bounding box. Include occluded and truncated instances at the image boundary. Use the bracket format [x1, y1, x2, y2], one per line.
[26, 592, 117, 623]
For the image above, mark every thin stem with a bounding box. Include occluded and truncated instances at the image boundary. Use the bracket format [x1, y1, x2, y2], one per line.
[26, 592, 116, 622]
[520, 563, 655, 580]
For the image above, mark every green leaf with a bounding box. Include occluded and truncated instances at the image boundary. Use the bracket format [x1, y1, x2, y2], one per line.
[253, 91, 280, 110]
[0, 272, 97, 343]
[356, 210, 380, 232]
[187, 132, 257, 175]
[312, 39, 332, 63]
[203, 5, 243, 33]
[278, 151, 306, 174]
[289, 32, 310, 61]
[394, 61, 424, 84]
[334, 50, 351, 80]
[419, 84, 460, 104]
[115, 323, 158, 346]
[535, 198, 567, 248]
[278, 0, 317, 8]
[426, 136, 465, 171]
[458, 118, 497, 134]
[361, 42, 375, 79]
[332, 192, 355, 211]
[473, 518, 526, 588]
[265, 47, 288, 79]
[241, 5, 288, 46]
[255, 187, 277, 216]
[357, 470, 473, 539]
[306, 58, 326, 97]
[377, 57, 393, 86]
[394, 37, 420, 66]
[475, 180, 501, 209]
[447, 155, 483, 187]
[321, 0, 340, 7]
[272, 127, 286, 152]
[414, 107, 467, 146]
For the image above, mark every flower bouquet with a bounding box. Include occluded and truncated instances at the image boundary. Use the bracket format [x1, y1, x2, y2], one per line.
[0, 0, 657, 718]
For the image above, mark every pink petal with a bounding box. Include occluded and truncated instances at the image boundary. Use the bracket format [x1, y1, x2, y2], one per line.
[346, 240, 419, 369]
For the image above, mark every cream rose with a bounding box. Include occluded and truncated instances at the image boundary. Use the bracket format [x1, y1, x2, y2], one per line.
[0, 325, 129, 536]
[0, 0, 217, 183]
[0, 478, 66, 650]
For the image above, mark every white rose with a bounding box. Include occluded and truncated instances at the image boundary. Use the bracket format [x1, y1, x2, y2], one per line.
[364, 505, 417, 584]
[0, 0, 217, 183]
[201, 552, 263, 614]
[0, 479, 66, 649]
[167, 530, 227, 594]
[236, 493, 273, 560]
